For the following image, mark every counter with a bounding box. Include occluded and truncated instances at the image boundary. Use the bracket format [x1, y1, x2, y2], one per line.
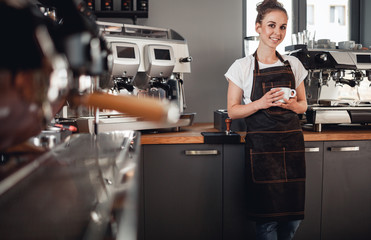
[140, 123, 371, 240]
[141, 123, 371, 144]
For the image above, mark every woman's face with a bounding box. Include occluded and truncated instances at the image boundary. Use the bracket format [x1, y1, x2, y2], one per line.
[255, 10, 287, 50]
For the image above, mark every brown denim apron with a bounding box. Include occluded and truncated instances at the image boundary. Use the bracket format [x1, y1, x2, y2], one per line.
[244, 51, 305, 222]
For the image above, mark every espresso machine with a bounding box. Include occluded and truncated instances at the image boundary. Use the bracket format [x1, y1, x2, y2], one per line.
[72, 22, 195, 133]
[0, 1, 146, 239]
[287, 46, 371, 131]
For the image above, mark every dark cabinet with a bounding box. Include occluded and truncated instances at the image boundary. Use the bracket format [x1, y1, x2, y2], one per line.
[294, 142, 324, 240]
[223, 144, 255, 240]
[321, 141, 371, 240]
[139, 140, 371, 240]
[141, 144, 222, 240]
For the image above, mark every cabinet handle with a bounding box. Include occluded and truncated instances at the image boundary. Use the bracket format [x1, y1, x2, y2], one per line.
[305, 147, 320, 153]
[329, 146, 360, 152]
[185, 150, 219, 156]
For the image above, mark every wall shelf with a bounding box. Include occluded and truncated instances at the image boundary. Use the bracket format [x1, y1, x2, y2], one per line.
[94, 10, 148, 18]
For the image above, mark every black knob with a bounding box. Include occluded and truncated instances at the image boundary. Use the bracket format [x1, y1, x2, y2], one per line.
[179, 56, 193, 63]
[315, 53, 328, 64]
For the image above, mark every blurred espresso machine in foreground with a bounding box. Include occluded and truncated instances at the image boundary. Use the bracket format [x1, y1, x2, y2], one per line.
[287, 45, 371, 131]
[71, 22, 195, 133]
[0, 1, 162, 240]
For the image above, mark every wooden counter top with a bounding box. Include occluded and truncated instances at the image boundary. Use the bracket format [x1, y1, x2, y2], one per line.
[140, 123, 371, 144]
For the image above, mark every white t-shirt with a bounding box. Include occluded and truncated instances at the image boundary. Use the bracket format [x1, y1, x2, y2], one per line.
[225, 54, 308, 104]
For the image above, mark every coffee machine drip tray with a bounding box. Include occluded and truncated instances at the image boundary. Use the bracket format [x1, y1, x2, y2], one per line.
[306, 105, 371, 132]
[317, 100, 371, 107]
[76, 113, 195, 133]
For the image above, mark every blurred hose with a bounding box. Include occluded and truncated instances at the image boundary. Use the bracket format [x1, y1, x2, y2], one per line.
[73, 92, 180, 123]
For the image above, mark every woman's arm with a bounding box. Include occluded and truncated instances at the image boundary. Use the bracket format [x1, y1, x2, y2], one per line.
[227, 79, 284, 119]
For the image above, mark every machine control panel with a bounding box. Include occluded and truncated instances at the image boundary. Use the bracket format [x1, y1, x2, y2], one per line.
[144, 44, 175, 78]
[111, 42, 140, 77]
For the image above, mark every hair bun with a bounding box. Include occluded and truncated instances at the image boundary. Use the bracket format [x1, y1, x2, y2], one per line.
[257, 0, 282, 12]
[255, 0, 286, 24]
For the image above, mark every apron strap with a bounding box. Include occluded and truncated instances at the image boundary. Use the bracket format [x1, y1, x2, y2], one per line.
[253, 50, 292, 74]
[253, 51, 260, 74]
[276, 51, 292, 69]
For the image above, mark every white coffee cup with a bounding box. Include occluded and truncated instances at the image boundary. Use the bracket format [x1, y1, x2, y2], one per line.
[272, 87, 296, 103]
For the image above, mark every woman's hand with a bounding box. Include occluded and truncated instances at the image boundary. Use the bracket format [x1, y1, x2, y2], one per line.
[281, 82, 308, 114]
[255, 88, 284, 109]
[281, 95, 298, 109]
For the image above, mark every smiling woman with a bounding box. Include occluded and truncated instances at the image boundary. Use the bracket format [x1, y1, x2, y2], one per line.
[255, 10, 288, 55]
[245, 0, 293, 53]
[226, 1, 308, 239]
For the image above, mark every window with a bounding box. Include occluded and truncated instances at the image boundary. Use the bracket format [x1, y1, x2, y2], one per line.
[307, 0, 350, 43]
[307, 5, 314, 25]
[330, 6, 346, 25]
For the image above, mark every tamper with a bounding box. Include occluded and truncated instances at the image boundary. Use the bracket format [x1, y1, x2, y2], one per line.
[201, 117, 240, 144]
[225, 117, 232, 135]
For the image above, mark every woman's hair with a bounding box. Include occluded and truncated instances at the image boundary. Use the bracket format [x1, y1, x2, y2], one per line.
[255, 0, 288, 24]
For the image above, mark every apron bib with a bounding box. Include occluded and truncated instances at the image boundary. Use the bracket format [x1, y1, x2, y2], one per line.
[244, 52, 306, 222]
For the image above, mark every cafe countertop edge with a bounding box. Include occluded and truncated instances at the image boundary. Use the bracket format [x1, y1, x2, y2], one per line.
[140, 123, 371, 144]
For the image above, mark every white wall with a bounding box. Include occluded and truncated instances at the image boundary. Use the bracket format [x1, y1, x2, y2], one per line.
[101, 0, 243, 123]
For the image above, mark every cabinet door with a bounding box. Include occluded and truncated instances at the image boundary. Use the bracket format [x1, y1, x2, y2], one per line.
[322, 141, 371, 240]
[223, 144, 256, 240]
[142, 144, 222, 240]
[294, 142, 323, 240]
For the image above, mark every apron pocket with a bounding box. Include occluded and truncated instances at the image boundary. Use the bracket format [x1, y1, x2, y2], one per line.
[249, 148, 305, 183]
[285, 150, 306, 180]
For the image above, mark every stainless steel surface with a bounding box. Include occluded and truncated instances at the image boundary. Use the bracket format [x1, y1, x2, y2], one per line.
[185, 150, 219, 156]
[329, 146, 360, 152]
[310, 106, 371, 110]
[0, 130, 141, 240]
[313, 110, 351, 124]
[0, 153, 48, 196]
[76, 112, 195, 133]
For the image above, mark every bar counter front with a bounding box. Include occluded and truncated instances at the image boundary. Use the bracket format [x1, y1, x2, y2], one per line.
[140, 123, 371, 144]
[139, 123, 371, 240]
